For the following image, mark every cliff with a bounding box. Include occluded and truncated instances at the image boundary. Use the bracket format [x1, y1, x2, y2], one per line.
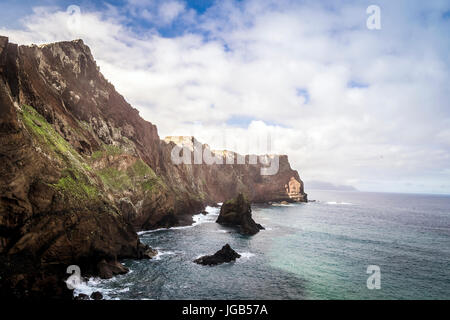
[0, 36, 306, 298]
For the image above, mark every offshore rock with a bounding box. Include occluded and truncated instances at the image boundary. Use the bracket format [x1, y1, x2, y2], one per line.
[216, 194, 265, 235]
[194, 244, 241, 266]
[90, 291, 103, 300]
[137, 243, 158, 259]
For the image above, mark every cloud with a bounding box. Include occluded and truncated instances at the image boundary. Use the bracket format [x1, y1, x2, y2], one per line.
[158, 1, 186, 24]
[0, 0, 449, 194]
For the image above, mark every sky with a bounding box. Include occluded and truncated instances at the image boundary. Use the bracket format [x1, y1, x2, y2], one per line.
[0, 0, 449, 194]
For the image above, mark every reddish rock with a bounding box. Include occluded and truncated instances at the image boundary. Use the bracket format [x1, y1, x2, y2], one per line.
[0, 36, 306, 298]
[97, 259, 129, 279]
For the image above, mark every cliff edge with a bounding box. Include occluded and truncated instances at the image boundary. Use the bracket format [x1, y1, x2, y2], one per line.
[0, 36, 306, 298]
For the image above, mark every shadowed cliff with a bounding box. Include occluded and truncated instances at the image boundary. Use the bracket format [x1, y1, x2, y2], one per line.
[0, 36, 306, 298]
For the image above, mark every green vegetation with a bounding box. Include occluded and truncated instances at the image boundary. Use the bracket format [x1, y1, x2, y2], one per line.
[21, 104, 78, 160]
[97, 167, 132, 191]
[54, 169, 99, 200]
[97, 158, 166, 193]
[128, 159, 153, 177]
[20, 104, 100, 201]
[20, 104, 167, 200]
[91, 144, 124, 161]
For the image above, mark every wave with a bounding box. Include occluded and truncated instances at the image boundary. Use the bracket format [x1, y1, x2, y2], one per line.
[72, 277, 116, 300]
[152, 249, 179, 260]
[238, 252, 255, 260]
[192, 206, 220, 226]
[70, 266, 141, 300]
[325, 201, 353, 205]
[138, 206, 220, 235]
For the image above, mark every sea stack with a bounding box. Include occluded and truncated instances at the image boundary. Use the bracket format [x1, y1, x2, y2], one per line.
[194, 244, 241, 266]
[216, 193, 265, 235]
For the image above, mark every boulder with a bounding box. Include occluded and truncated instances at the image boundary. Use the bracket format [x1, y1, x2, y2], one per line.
[90, 291, 103, 300]
[216, 193, 264, 235]
[194, 244, 241, 266]
[97, 259, 129, 279]
[74, 293, 89, 300]
[137, 243, 158, 259]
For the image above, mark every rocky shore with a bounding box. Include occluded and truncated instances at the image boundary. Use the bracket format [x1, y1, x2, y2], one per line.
[0, 36, 307, 298]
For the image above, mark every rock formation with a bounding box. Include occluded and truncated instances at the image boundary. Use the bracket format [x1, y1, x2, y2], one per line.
[163, 136, 308, 206]
[90, 291, 103, 300]
[194, 244, 241, 266]
[0, 36, 307, 298]
[217, 194, 265, 235]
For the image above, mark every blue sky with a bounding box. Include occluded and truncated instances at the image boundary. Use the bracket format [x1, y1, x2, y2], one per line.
[1, 0, 450, 194]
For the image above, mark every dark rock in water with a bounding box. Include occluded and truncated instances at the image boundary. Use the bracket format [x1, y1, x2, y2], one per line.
[201, 210, 208, 215]
[194, 244, 241, 266]
[74, 293, 89, 300]
[137, 243, 158, 259]
[97, 259, 129, 279]
[90, 291, 103, 300]
[216, 193, 264, 235]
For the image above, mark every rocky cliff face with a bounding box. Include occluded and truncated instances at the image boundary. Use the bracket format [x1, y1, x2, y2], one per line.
[0, 36, 306, 298]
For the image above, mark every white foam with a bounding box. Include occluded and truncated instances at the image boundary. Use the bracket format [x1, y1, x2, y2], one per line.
[138, 206, 220, 235]
[326, 201, 353, 205]
[238, 252, 255, 259]
[137, 227, 172, 235]
[71, 269, 135, 300]
[271, 203, 293, 207]
[72, 277, 115, 300]
[152, 249, 178, 260]
[192, 206, 220, 226]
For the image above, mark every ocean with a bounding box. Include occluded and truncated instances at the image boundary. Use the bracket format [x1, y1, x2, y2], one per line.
[74, 190, 450, 300]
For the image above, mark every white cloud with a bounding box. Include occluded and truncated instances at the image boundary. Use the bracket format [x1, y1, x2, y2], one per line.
[158, 1, 185, 24]
[1, 0, 449, 194]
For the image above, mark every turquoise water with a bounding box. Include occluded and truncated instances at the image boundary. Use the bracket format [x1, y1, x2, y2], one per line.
[75, 190, 450, 299]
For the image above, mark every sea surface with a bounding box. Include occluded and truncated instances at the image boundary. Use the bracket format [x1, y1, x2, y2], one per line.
[75, 190, 450, 300]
